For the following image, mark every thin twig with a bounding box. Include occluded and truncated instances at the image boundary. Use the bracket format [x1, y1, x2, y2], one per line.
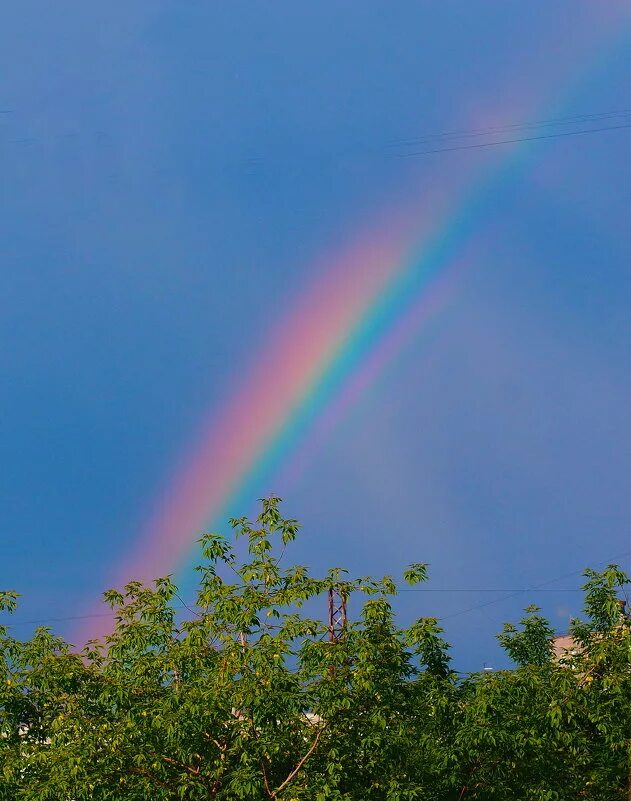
[261, 758, 273, 798]
[271, 727, 324, 798]
[161, 755, 200, 776]
[131, 766, 175, 791]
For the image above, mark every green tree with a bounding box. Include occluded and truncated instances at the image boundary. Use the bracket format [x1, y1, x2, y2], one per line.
[451, 568, 631, 801]
[1, 500, 631, 800]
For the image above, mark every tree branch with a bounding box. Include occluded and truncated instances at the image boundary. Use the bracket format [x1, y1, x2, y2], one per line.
[261, 758, 273, 798]
[202, 732, 228, 754]
[160, 754, 200, 775]
[271, 727, 324, 798]
[131, 766, 175, 792]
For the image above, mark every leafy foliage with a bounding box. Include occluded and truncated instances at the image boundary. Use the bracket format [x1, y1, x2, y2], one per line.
[1, 498, 630, 799]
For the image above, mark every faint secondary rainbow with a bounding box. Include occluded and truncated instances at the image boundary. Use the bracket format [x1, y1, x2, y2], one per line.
[87, 14, 629, 629]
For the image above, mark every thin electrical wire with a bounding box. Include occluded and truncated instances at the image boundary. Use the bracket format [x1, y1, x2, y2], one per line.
[440, 547, 631, 622]
[398, 121, 631, 157]
[398, 588, 580, 593]
[391, 108, 631, 145]
[4, 110, 630, 163]
[7, 541, 631, 629]
[1, 582, 621, 629]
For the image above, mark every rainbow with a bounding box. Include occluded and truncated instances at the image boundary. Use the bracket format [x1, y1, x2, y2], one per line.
[85, 13, 629, 634]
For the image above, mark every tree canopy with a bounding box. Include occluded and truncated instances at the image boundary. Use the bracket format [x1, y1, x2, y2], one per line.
[1, 497, 631, 800]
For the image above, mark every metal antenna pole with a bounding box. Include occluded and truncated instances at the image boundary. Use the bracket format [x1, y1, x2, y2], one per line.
[327, 586, 347, 643]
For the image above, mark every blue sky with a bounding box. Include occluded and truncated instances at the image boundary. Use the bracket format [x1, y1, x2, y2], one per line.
[1, 2, 630, 669]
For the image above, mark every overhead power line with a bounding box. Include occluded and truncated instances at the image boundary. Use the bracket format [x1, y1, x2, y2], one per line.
[4, 108, 630, 162]
[391, 108, 631, 145]
[398, 121, 631, 158]
[399, 588, 580, 593]
[6, 567, 630, 630]
[441, 546, 631, 622]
